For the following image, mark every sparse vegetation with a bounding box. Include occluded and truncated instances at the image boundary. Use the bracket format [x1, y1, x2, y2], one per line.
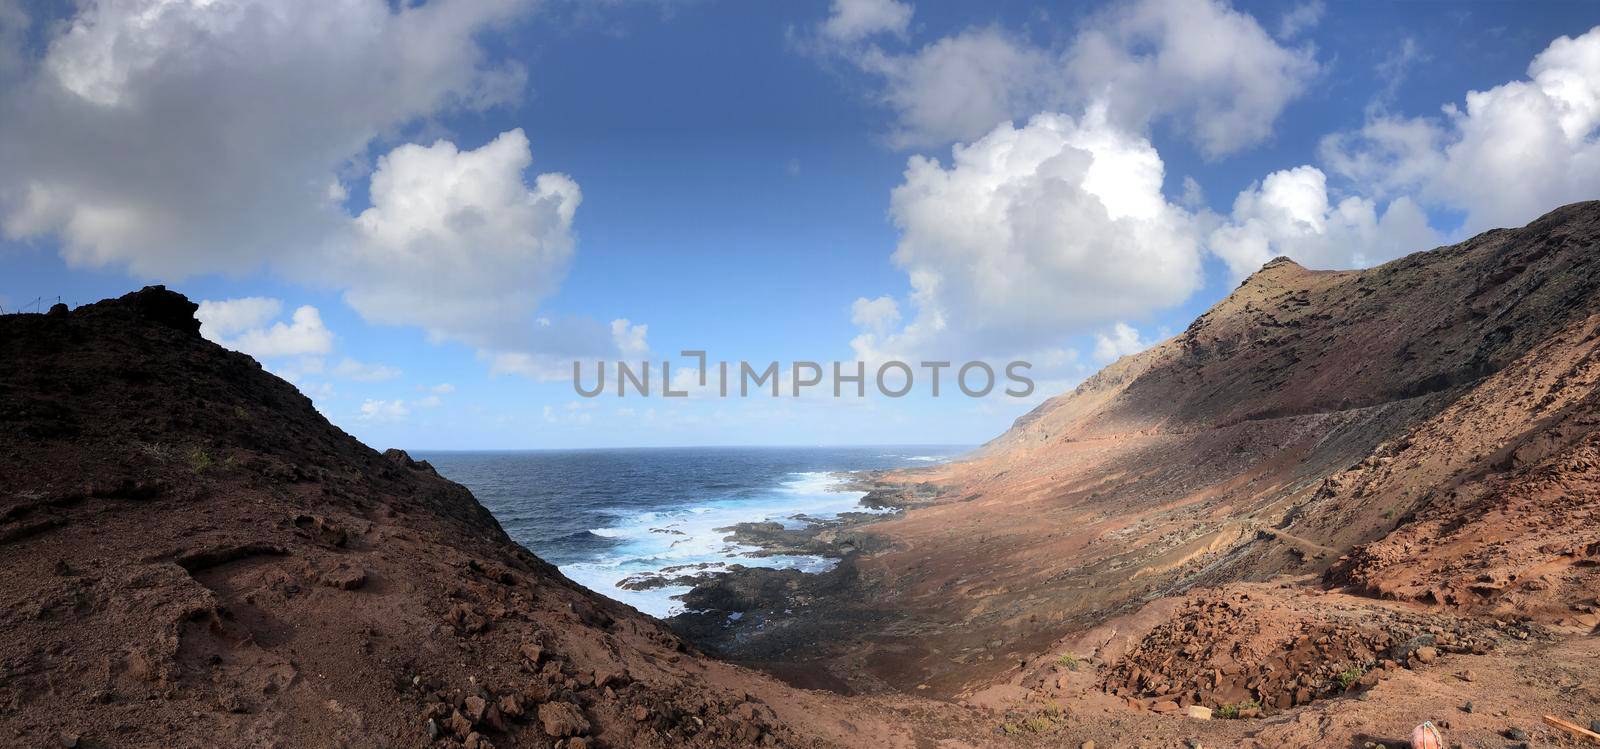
[188, 447, 213, 474]
[1023, 716, 1056, 733]
[1056, 653, 1080, 671]
[1216, 699, 1259, 719]
[1000, 704, 1065, 736]
[1336, 666, 1365, 690]
[1000, 717, 1059, 736]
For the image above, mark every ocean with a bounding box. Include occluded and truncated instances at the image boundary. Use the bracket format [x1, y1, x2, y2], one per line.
[415, 446, 967, 617]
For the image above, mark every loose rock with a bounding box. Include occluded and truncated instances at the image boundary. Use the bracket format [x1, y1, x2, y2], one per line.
[538, 701, 590, 738]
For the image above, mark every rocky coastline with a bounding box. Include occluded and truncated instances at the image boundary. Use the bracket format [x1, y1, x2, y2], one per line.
[658, 475, 954, 692]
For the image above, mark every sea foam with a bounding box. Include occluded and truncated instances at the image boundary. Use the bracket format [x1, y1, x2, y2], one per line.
[559, 471, 884, 617]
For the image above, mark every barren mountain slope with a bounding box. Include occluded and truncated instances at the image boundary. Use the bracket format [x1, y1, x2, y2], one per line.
[695, 201, 1600, 698]
[0, 288, 995, 749]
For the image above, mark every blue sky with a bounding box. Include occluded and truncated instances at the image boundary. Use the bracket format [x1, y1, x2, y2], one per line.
[2, 0, 1598, 449]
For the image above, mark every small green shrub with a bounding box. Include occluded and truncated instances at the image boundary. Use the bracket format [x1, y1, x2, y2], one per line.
[188, 447, 213, 474]
[1056, 653, 1080, 671]
[1022, 716, 1056, 733]
[1216, 700, 1259, 719]
[1336, 666, 1365, 690]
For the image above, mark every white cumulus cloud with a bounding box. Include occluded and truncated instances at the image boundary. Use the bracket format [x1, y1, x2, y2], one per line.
[227, 306, 336, 359]
[198, 298, 335, 359]
[1064, 0, 1319, 159]
[344, 129, 581, 352]
[610, 318, 650, 357]
[813, 0, 1317, 156]
[1209, 165, 1440, 277]
[850, 295, 902, 335]
[1093, 322, 1154, 362]
[196, 297, 283, 339]
[358, 399, 410, 423]
[0, 1, 641, 375]
[853, 108, 1202, 361]
[855, 26, 1057, 150]
[1320, 26, 1600, 234]
[0, 0, 528, 278]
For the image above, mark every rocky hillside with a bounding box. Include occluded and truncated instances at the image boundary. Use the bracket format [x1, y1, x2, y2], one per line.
[688, 201, 1600, 703]
[0, 288, 992, 748]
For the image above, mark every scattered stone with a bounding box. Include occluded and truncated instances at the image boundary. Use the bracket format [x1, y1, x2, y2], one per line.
[630, 705, 650, 722]
[497, 694, 524, 719]
[1591, 719, 1600, 735]
[318, 563, 367, 590]
[292, 513, 350, 547]
[1185, 739, 1203, 749]
[446, 603, 488, 634]
[1186, 705, 1212, 720]
[1505, 727, 1528, 741]
[1458, 669, 1475, 682]
[464, 694, 488, 723]
[520, 643, 544, 664]
[538, 701, 590, 738]
[447, 710, 473, 739]
[1413, 646, 1438, 664]
[60, 734, 80, 748]
[1079, 742, 1095, 749]
[484, 704, 509, 733]
[425, 718, 439, 740]
[594, 669, 629, 689]
[1151, 700, 1181, 713]
[1460, 701, 1473, 714]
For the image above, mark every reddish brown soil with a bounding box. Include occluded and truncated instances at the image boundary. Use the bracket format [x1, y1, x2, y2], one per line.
[965, 582, 1600, 749]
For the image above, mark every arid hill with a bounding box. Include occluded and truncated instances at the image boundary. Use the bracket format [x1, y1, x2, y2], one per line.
[0, 288, 999, 748]
[685, 201, 1600, 729]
